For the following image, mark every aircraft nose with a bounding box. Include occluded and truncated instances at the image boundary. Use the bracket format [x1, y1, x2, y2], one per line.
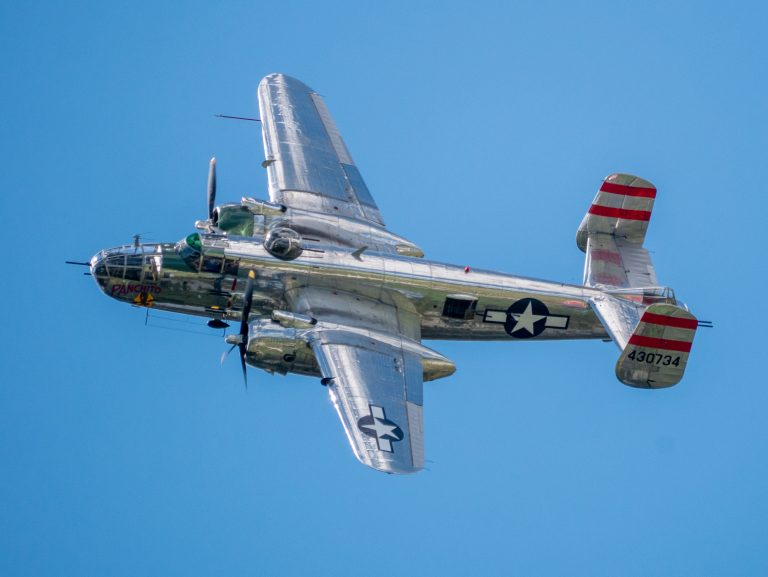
[90, 251, 110, 289]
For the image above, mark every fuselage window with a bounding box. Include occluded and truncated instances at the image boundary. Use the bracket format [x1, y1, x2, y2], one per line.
[143, 255, 158, 282]
[223, 258, 239, 276]
[202, 257, 224, 274]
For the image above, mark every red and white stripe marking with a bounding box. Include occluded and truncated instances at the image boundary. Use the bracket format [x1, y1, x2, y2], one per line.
[628, 310, 697, 353]
[599, 181, 657, 198]
[589, 179, 656, 223]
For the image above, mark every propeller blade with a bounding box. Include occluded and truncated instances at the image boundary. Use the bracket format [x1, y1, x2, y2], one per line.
[221, 343, 237, 365]
[207, 157, 217, 220]
[239, 343, 248, 389]
[240, 270, 255, 338]
[220, 271, 255, 387]
[235, 270, 255, 389]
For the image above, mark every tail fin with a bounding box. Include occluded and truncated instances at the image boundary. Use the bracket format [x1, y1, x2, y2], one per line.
[577, 173, 658, 289]
[579, 174, 698, 387]
[577, 173, 656, 252]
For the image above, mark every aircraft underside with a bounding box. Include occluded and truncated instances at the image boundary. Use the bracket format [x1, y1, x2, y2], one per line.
[83, 73, 701, 474]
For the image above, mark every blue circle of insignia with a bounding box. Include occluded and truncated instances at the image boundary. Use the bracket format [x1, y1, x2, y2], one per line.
[504, 297, 550, 338]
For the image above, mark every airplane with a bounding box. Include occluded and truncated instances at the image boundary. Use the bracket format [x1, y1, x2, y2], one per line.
[84, 73, 703, 474]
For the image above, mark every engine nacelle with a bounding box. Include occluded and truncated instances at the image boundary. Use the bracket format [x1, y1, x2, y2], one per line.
[212, 204, 255, 236]
[245, 319, 319, 376]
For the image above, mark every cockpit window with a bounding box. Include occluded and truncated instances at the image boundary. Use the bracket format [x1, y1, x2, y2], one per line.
[176, 233, 202, 271]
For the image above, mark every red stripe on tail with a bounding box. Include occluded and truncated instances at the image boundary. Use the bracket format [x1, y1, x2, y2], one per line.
[628, 335, 693, 353]
[589, 204, 652, 221]
[641, 312, 698, 330]
[600, 181, 657, 198]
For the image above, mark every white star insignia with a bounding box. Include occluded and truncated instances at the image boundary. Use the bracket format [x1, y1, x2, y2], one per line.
[360, 417, 399, 441]
[510, 301, 546, 335]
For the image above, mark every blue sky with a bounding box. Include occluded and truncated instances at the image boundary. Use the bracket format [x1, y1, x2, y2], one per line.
[2, 1, 766, 575]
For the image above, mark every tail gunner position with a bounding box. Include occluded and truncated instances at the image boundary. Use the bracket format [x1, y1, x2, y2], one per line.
[87, 74, 703, 474]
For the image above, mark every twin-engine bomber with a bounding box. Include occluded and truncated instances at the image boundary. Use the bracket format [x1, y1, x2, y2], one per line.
[87, 74, 701, 474]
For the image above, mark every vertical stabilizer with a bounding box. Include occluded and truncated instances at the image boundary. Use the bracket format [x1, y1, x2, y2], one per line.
[614, 304, 698, 388]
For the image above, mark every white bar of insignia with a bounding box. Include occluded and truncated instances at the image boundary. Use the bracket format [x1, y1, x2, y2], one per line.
[545, 316, 568, 329]
[485, 310, 507, 323]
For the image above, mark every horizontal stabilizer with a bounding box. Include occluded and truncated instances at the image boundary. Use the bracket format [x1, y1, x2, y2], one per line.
[589, 294, 643, 349]
[615, 304, 698, 388]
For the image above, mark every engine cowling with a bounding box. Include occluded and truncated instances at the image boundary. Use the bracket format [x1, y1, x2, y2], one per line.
[245, 319, 318, 376]
[212, 204, 255, 235]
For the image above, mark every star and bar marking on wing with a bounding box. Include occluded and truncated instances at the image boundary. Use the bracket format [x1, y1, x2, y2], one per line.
[357, 405, 404, 453]
[483, 298, 569, 338]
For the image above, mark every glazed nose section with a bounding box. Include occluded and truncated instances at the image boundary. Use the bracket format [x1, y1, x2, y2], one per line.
[90, 251, 111, 290]
[89, 245, 163, 301]
[89, 248, 131, 292]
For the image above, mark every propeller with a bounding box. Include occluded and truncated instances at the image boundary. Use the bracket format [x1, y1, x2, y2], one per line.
[222, 270, 255, 389]
[207, 157, 216, 220]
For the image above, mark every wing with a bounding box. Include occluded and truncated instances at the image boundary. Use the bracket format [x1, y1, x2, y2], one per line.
[257, 73, 385, 226]
[309, 328, 425, 474]
[290, 287, 452, 474]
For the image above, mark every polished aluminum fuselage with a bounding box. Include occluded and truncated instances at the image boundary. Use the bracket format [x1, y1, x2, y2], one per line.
[92, 233, 609, 342]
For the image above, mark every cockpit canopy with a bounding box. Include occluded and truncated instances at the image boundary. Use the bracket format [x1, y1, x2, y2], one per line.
[264, 227, 303, 260]
[175, 232, 239, 275]
[177, 232, 203, 270]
